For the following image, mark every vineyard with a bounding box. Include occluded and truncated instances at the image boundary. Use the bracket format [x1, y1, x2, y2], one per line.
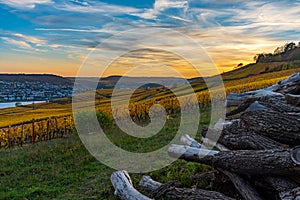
[0, 68, 299, 149]
[0, 116, 74, 149]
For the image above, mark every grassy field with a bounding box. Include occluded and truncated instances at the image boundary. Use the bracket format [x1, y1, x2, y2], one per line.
[0, 113, 213, 200]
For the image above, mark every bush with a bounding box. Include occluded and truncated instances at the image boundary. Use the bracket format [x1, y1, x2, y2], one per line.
[96, 110, 114, 130]
[74, 110, 114, 134]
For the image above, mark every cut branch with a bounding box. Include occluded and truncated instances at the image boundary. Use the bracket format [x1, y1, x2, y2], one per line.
[111, 170, 151, 200]
[139, 176, 235, 200]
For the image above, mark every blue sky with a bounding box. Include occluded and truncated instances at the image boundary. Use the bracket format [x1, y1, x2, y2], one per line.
[0, 0, 299, 76]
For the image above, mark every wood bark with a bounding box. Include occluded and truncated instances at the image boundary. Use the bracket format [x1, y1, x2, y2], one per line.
[227, 96, 300, 117]
[240, 109, 300, 145]
[226, 72, 300, 107]
[285, 94, 300, 107]
[220, 133, 286, 150]
[168, 145, 300, 176]
[139, 176, 235, 200]
[111, 170, 151, 200]
[279, 187, 300, 200]
[271, 72, 300, 95]
[182, 135, 265, 200]
[202, 127, 286, 151]
[220, 170, 263, 200]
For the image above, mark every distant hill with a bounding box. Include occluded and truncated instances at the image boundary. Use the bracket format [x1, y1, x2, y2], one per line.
[68, 76, 187, 89]
[191, 43, 300, 84]
[0, 74, 73, 86]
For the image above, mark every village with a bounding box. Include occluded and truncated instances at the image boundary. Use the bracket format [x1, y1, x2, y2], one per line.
[0, 80, 72, 102]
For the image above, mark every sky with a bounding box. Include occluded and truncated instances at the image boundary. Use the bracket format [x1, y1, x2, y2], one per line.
[0, 0, 300, 77]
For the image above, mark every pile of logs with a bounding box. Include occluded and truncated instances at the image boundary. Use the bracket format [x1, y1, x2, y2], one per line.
[111, 73, 300, 200]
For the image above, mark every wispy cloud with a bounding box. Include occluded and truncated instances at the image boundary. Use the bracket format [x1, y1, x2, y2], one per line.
[1, 32, 49, 53]
[54, 0, 139, 15]
[13, 33, 46, 46]
[134, 0, 189, 20]
[2, 37, 32, 49]
[0, 0, 53, 9]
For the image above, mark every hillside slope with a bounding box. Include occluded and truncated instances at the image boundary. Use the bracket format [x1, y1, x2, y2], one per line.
[0, 74, 72, 86]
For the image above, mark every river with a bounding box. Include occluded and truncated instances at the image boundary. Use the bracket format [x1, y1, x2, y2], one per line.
[0, 101, 46, 109]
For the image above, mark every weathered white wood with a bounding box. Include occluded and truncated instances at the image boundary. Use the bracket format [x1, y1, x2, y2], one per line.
[226, 73, 300, 107]
[111, 170, 152, 200]
[201, 137, 229, 151]
[180, 135, 202, 149]
[139, 176, 162, 192]
[168, 144, 219, 158]
[226, 90, 282, 107]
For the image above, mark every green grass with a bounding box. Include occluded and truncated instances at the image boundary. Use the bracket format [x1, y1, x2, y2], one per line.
[0, 113, 212, 200]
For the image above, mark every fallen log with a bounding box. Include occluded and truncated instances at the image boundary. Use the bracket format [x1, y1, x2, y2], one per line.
[220, 170, 264, 200]
[168, 145, 300, 176]
[226, 73, 300, 107]
[202, 127, 299, 199]
[279, 187, 300, 200]
[270, 72, 300, 95]
[220, 133, 286, 150]
[190, 170, 230, 187]
[285, 94, 300, 107]
[139, 176, 235, 200]
[264, 176, 299, 194]
[226, 90, 282, 107]
[182, 135, 264, 200]
[111, 170, 151, 200]
[201, 127, 286, 150]
[240, 110, 300, 145]
[227, 96, 300, 117]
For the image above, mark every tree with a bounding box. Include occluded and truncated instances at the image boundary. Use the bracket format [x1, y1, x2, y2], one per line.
[274, 46, 284, 55]
[254, 53, 265, 63]
[284, 42, 296, 52]
[234, 63, 244, 69]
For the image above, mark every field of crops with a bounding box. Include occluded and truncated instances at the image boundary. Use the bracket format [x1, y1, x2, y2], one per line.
[0, 68, 299, 149]
[0, 116, 74, 149]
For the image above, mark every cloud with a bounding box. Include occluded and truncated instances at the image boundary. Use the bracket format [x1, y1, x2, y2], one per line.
[0, 0, 53, 9]
[2, 37, 32, 49]
[13, 33, 46, 46]
[1, 33, 49, 53]
[133, 0, 189, 20]
[35, 28, 115, 34]
[54, 0, 139, 15]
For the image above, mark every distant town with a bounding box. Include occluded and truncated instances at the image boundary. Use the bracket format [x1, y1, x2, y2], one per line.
[0, 80, 73, 102]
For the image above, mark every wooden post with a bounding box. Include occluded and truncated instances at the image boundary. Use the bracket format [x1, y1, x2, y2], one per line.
[47, 119, 50, 140]
[7, 127, 10, 148]
[63, 117, 66, 138]
[32, 119, 35, 144]
[55, 117, 58, 138]
[20, 124, 24, 147]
